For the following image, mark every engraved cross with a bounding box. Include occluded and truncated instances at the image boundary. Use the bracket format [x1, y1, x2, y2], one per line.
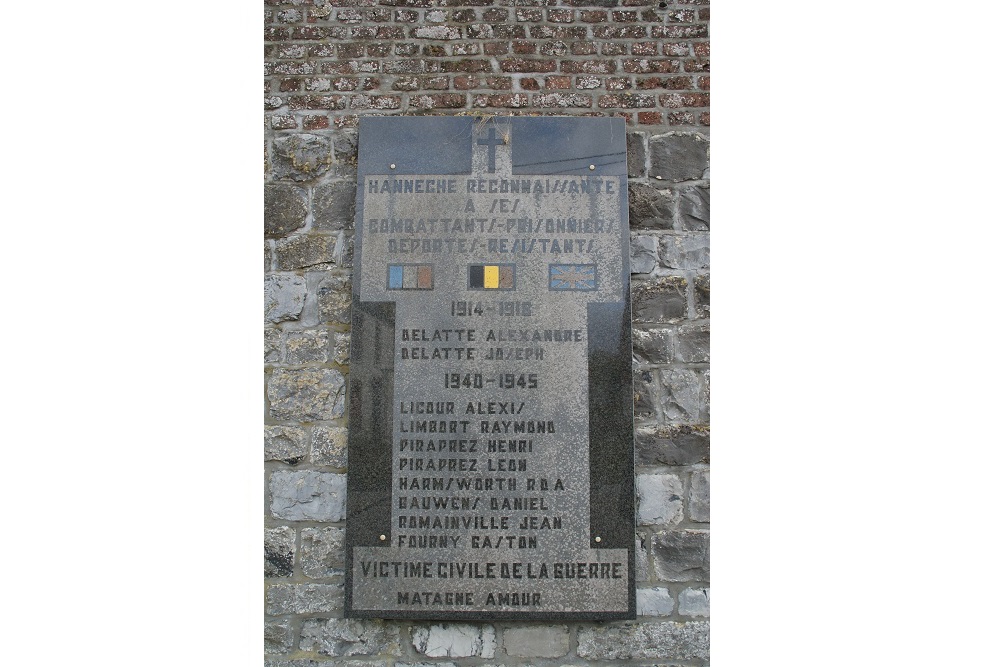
[476, 127, 504, 173]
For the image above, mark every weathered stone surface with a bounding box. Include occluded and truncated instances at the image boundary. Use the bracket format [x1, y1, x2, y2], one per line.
[627, 131, 646, 177]
[276, 234, 341, 270]
[267, 368, 346, 421]
[265, 328, 282, 363]
[633, 368, 657, 421]
[300, 618, 401, 657]
[266, 582, 343, 615]
[636, 474, 684, 526]
[317, 274, 352, 324]
[269, 470, 347, 521]
[264, 619, 294, 654]
[635, 424, 710, 466]
[631, 276, 687, 323]
[265, 275, 307, 323]
[265, 184, 308, 238]
[632, 327, 672, 364]
[628, 182, 675, 228]
[649, 132, 709, 183]
[660, 233, 709, 270]
[678, 184, 709, 230]
[694, 273, 709, 318]
[330, 331, 351, 365]
[636, 586, 675, 616]
[675, 322, 709, 363]
[268, 662, 380, 667]
[412, 624, 496, 659]
[272, 133, 333, 182]
[577, 621, 709, 661]
[658, 369, 703, 421]
[630, 234, 658, 274]
[312, 425, 348, 467]
[636, 535, 649, 581]
[265, 526, 295, 578]
[286, 329, 329, 364]
[313, 182, 357, 231]
[265, 425, 308, 464]
[679, 587, 710, 616]
[503, 626, 569, 658]
[651, 529, 709, 581]
[266, 242, 273, 271]
[301, 526, 345, 577]
[689, 470, 709, 522]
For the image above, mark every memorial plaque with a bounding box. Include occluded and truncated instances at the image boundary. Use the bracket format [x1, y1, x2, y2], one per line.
[345, 116, 635, 620]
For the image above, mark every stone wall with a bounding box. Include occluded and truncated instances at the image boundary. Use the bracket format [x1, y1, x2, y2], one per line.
[265, 1, 709, 664]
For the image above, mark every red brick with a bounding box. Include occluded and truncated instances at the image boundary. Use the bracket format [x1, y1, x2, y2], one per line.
[500, 58, 557, 73]
[274, 62, 316, 75]
[423, 45, 446, 57]
[580, 11, 607, 22]
[473, 93, 530, 108]
[304, 77, 332, 91]
[545, 75, 572, 89]
[698, 75, 709, 90]
[533, 92, 593, 108]
[392, 76, 419, 91]
[484, 42, 509, 56]
[602, 43, 628, 56]
[668, 111, 696, 125]
[452, 9, 476, 22]
[684, 60, 710, 73]
[452, 42, 481, 56]
[278, 44, 308, 59]
[362, 77, 380, 91]
[288, 95, 347, 110]
[632, 41, 658, 56]
[664, 42, 691, 57]
[624, 59, 682, 74]
[486, 76, 512, 90]
[652, 25, 708, 38]
[594, 25, 647, 39]
[668, 10, 697, 22]
[693, 42, 709, 58]
[422, 76, 450, 90]
[265, 27, 289, 41]
[270, 115, 297, 130]
[638, 111, 663, 125]
[291, 26, 331, 40]
[368, 43, 392, 57]
[605, 77, 632, 90]
[333, 115, 357, 129]
[519, 77, 541, 91]
[348, 94, 401, 110]
[332, 77, 360, 91]
[453, 75, 480, 90]
[699, 8, 710, 20]
[660, 93, 710, 108]
[441, 59, 492, 73]
[410, 93, 466, 109]
[337, 43, 364, 58]
[482, 9, 509, 22]
[279, 78, 300, 92]
[576, 76, 602, 90]
[598, 93, 655, 108]
[571, 42, 597, 55]
[394, 9, 418, 22]
[699, 111, 709, 125]
[494, 25, 526, 39]
[529, 25, 587, 39]
[560, 60, 616, 74]
[303, 115, 329, 130]
[513, 40, 537, 54]
[612, 10, 639, 22]
[547, 9, 574, 23]
[516, 8, 543, 22]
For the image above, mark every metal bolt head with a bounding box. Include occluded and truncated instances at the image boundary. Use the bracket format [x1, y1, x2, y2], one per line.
[389, 163, 396, 169]
[589, 164, 596, 170]
[379, 534, 386, 541]
[594, 536, 602, 543]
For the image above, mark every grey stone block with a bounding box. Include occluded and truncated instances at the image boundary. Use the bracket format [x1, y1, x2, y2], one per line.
[311, 425, 348, 467]
[286, 329, 329, 364]
[658, 369, 703, 421]
[694, 273, 709, 319]
[267, 367, 346, 421]
[636, 587, 675, 616]
[330, 331, 351, 365]
[265, 184, 308, 238]
[577, 621, 709, 661]
[264, 619, 294, 654]
[265, 328, 282, 363]
[265, 425, 308, 464]
[651, 529, 709, 582]
[313, 182, 357, 231]
[276, 234, 342, 271]
[632, 327, 672, 364]
[689, 470, 709, 522]
[649, 132, 709, 183]
[267, 661, 371, 667]
[678, 587, 710, 616]
[265, 526, 295, 578]
[636, 534, 649, 582]
[412, 624, 496, 659]
[635, 424, 710, 466]
[629, 234, 659, 274]
[628, 182, 675, 228]
[272, 133, 333, 182]
[631, 276, 687, 323]
[317, 274, 352, 324]
[265, 275, 307, 323]
[675, 322, 709, 363]
[300, 618, 401, 657]
[633, 368, 657, 421]
[503, 625, 569, 658]
[301, 526, 345, 577]
[265, 242, 273, 271]
[678, 185, 709, 230]
[269, 470, 347, 521]
[627, 131, 646, 177]
[636, 474, 684, 526]
[266, 582, 343, 615]
[660, 233, 709, 270]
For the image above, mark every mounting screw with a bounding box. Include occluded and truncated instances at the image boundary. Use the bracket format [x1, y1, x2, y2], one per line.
[389, 163, 396, 169]
[589, 164, 596, 170]
[594, 536, 602, 543]
[379, 534, 386, 541]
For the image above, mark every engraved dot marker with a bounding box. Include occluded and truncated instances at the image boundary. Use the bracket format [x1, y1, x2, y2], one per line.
[379, 534, 386, 541]
[389, 163, 396, 169]
[589, 164, 596, 170]
[595, 536, 602, 543]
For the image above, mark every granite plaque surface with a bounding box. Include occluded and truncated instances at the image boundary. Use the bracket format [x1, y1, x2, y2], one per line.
[345, 116, 635, 620]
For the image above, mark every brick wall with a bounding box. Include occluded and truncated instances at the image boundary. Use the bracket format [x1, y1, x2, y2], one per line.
[265, 1, 710, 663]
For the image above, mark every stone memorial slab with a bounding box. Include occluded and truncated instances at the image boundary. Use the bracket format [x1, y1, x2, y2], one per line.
[345, 116, 635, 620]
